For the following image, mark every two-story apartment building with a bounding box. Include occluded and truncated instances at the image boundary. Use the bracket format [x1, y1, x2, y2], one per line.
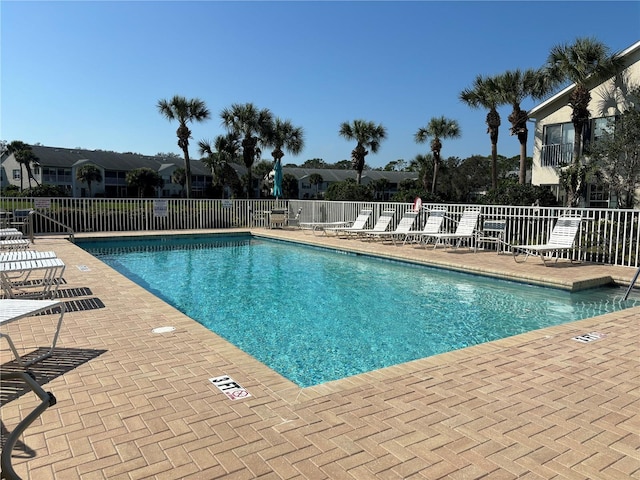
[529, 40, 640, 208]
[1, 145, 417, 199]
[0, 146, 212, 198]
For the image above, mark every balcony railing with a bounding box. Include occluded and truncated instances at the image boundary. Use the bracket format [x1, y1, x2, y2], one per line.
[541, 143, 573, 167]
[0, 197, 638, 267]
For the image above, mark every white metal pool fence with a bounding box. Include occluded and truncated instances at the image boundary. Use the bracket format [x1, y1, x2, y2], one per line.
[1, 197, 638, 267]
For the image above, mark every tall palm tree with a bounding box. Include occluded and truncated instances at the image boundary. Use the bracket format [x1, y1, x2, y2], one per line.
[460, 75, 503, 189]
[494, 69, 552, 185]
[339, 119, 387, 184]
[157, 95, 210, 199]
[544, 37, 625, 205]
[199, 132, 241, 190]
[76, 164, 103, 197]
[7, 141, 40, 189]
[220, 103, 273, 198]
[264, 118, 305, 166]
[309, 173, 323, 199]
[408, 153, 433, 192]
[414, 116, 461, 194]
[171, 167, 187, 197]
[126, 167, 164, 198]
[264, 118, 305, 199]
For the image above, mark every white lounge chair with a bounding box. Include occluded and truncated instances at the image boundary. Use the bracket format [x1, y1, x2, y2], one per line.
[407, 207, 447, 246]
[0, 299, 65, 366]
[511, 216, 582, 266]
[334, 210, 395, 238]
[0, 238, 30, 250]
[286, 207, 303, 228]
[322, 209, 373, 236]
[0, 251, 57, 263]
[0, 258, 66, 298]
[365, 210, 419, 245]
[299, 220, 351, 235]
[420, 207, 481, 249]
[0, 228, 23, 240]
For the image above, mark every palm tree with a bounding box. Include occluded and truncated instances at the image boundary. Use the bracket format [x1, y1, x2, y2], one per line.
[460, 75, 503, 189]
[494, 69, 551, 185]
[264, 117, 304, 174]
[408, 153, 433, 192]
[76, 164, 103, 197]
[7, 141, 40, 189]
[371, 178, 390, 200]
[264, 118, 305, 164]
[544, 37, 625, 205]
[220, 103, 273, 198]
[171, 167, 186, 197]
[339, 120, 387, 185]
[157, 95, 210, 199]
[414, 116, 461, 194]
[309, 173, 323, 198]
[126, 167, 164, 198]
[199, 132, 241, 190]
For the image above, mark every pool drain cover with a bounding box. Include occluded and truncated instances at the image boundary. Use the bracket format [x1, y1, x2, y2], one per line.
[152, 326, 176, 334]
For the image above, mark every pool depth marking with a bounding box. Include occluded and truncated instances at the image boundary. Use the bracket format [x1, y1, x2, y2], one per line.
[209, 375, 251, 401]
[572, 332, 607, 343]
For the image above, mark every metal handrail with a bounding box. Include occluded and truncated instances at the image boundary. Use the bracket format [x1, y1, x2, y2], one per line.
[23, 210, 75, 243]
[623, 267, 640, 301]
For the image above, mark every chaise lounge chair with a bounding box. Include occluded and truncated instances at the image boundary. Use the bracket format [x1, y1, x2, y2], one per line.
[0, 251, 57, 263]
[0, 228, 23, 240]
[333, 210, 395, 238]
[0, 298, 65, 366]
[0, 238, 31, 250]
[365, 210, 419, 245]
[405, 207, 448, 246]
[419, 207, 481, 249]
[0, 258, 66, 298]
[511, 215, 582, 266]
[321, 209, 373, 236]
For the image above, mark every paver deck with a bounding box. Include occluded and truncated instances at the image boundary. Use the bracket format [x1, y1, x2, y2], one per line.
[1, 229, 639, 479]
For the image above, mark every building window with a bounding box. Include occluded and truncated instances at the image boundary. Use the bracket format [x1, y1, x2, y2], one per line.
[12, 169, 21, 180]
[583, 116, 616, 154]
[43, 167, 72, 183]
[541, 122, 574, 167]
[588, 183, 609, 208]
[592, 116, 615, 142]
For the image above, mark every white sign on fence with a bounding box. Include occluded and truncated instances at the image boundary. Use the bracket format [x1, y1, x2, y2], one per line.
[153, 199, 168, 218]
[34, 198, 51, 209]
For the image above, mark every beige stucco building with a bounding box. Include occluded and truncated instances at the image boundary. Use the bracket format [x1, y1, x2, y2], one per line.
[529, 40, 640, 208]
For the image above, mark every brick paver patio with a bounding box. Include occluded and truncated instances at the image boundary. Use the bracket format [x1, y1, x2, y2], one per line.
[1, 229, 639, 479]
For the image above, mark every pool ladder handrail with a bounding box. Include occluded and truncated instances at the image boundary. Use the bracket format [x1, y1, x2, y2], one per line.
[19, 210, 75, 243]
[623, 266, 640, 301]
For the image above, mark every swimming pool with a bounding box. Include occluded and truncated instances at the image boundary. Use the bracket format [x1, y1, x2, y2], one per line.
[79, 235, 639, 387]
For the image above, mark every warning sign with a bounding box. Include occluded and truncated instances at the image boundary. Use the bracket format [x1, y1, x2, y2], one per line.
[572, 332, 607, 343]
[209, 375, 251, 401]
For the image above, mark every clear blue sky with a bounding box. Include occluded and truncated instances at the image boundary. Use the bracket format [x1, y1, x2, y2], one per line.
[2, 1, 638, 169]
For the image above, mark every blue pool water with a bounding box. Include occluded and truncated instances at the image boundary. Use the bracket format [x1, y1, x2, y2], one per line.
[79, 235, 639, 387]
